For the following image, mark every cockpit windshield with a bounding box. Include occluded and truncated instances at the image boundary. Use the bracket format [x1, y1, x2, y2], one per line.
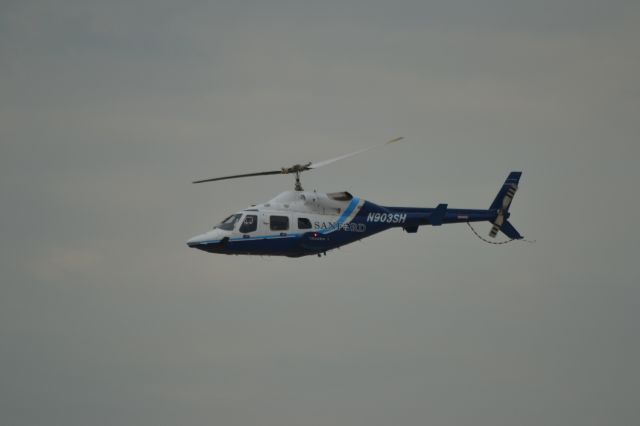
[215, 213, 242, 231]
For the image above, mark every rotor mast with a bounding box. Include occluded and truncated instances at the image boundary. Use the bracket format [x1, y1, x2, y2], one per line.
[281, 163, 311, 191]
[294, 171, 303, 191]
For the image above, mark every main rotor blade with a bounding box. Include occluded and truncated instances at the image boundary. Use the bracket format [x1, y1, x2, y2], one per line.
[192, 137, 404, 184]
[309, 137, 404, 170]
[192, 170, 282, 184]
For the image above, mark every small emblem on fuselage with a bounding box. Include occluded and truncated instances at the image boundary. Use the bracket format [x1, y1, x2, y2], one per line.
[314, 222, 367, 232]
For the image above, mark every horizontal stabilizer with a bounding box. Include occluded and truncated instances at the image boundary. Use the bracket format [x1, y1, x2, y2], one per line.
[429, 204, 448, 226]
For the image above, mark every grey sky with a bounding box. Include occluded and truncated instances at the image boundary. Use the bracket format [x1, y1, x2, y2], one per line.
[1, 1, 639, 425]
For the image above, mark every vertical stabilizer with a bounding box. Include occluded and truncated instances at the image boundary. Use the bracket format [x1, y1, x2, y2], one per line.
[489, 172, 522, 239]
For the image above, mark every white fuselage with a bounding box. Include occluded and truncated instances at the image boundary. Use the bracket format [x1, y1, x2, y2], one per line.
[187, 190, 365, 248]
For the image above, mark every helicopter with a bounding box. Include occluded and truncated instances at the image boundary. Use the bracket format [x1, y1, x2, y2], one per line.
[187, 138, 526, 258]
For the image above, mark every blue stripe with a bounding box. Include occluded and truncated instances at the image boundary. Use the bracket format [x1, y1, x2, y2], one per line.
[231, 234, 300, 242]
[198, 234, 302, 245]
[322, 197, 360, 235]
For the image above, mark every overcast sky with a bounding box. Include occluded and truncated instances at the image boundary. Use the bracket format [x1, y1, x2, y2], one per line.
[1, 1, 639, 425]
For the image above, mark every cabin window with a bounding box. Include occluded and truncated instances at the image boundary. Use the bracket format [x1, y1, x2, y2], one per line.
[298, 217, 312, 229]
[239, 214, 257, 233]
[270, 215, 289, 231]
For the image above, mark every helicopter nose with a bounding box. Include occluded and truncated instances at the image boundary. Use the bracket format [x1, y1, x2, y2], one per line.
[186, 233, 208, 248]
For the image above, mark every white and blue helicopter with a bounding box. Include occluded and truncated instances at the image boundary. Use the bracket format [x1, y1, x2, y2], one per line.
[187, 138, 525, 258]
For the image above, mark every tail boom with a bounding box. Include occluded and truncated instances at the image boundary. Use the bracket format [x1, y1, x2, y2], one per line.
[380, 171, 525, 240]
